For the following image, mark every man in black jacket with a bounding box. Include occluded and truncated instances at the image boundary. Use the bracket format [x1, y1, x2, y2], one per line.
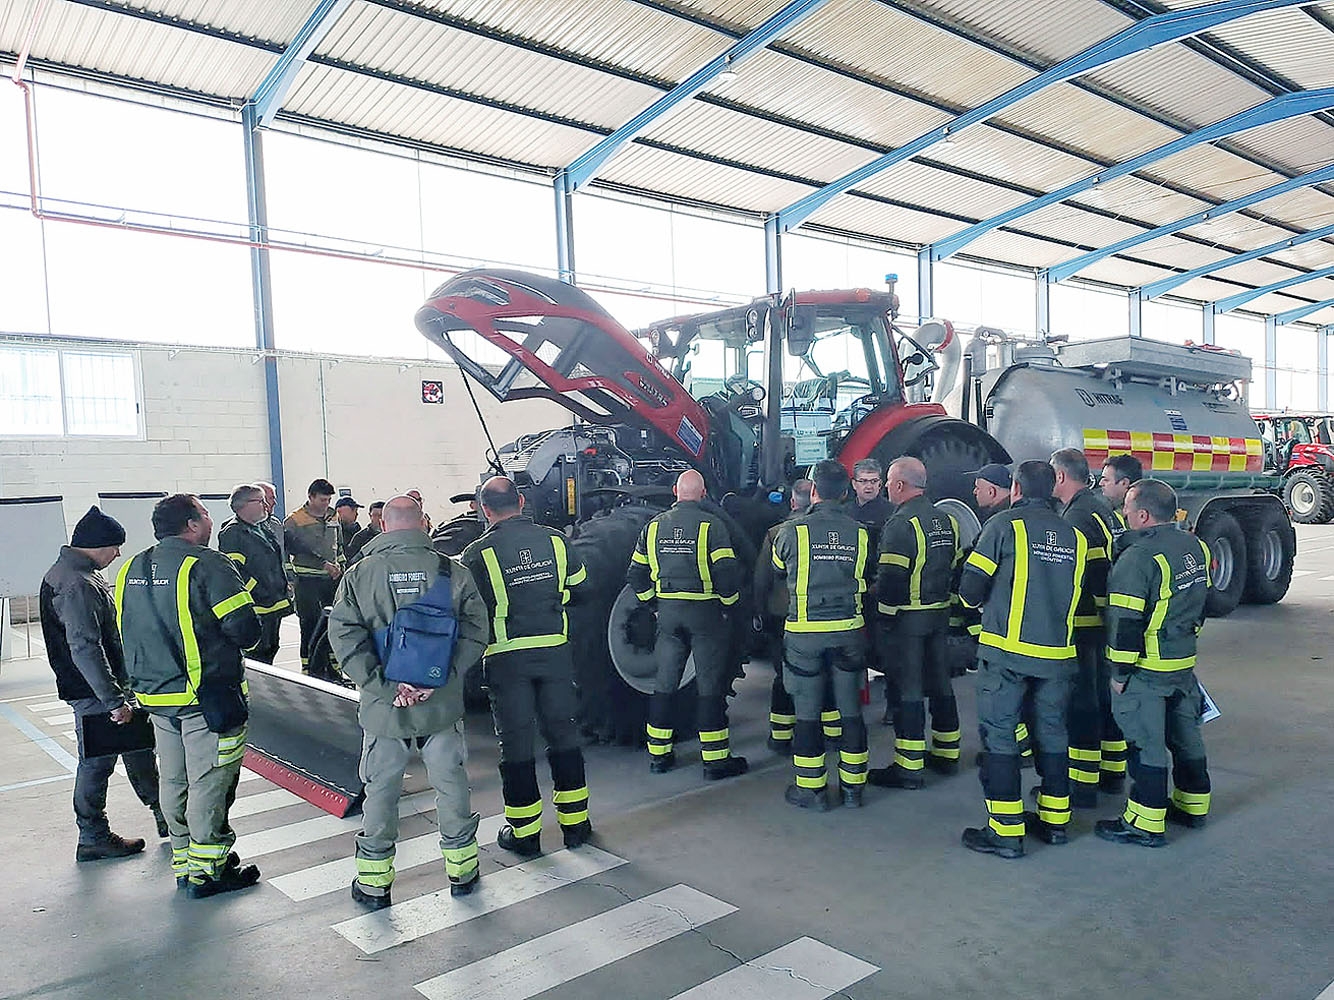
[218, 484, 291, 664]
[40, 506, 165, 862]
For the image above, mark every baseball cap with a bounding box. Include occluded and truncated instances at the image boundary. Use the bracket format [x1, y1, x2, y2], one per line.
[967, 463, 1012, 490]
[368, 500, 385, 511]
[334, 497, 362, 510]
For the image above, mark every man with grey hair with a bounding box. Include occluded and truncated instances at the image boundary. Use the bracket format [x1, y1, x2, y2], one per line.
[849, 458, 892, 536]
[218, 484, 291, 664]
[255, 482, 286, 562]
[329, 494, 489, 907]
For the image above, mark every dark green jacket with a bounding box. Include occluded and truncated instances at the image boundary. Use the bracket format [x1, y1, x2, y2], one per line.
[327, 529, 488, 738]
[461, 516, 588, 656]
[1105, 524, 1211, 679]
[218, 518, 290, 616]
[284, 503, 340, 577]
[957, 498, 1088, 675]
[116, 537, 261, 716]
[876, 494, 960, 634]
[1059, 487, 1118, 633]
[345, 522, 381, 564]
[628, 500, 740, 605]
[850, 495, 893, 538]
[771, 501, 872, 634]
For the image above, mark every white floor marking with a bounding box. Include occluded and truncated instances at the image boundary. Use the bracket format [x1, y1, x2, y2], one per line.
[228, 788, 304, 819]
[42, 713, 74, 727]
[1290, 570, 1315, 579]
[26, 701, 67, 713]
[236, 768, 262, 783]
[272, 813, 508, 901]
[338, 844, 628, 955]
[667, 937, 879, 999]
[1, 693, 59, 704]
[0, 703, 76, 772]
[412, 884, 737, 1000]
[234, 790, 435, 859]
[1314, 977, 1334, 1000]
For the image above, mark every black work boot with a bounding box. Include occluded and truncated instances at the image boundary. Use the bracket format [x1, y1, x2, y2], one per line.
[925, 756, 959, 776]
[497, 825, 542, 858]
[784, 784, 831, 812]
[351, 879, 391, 910]
[1023, 812, 1069, 845]
[841, 785, 863, 808]
[1166, 803, 1207, 829]
[961, 826, 1024, 859]
[703, 755, 748, 781]
[561, 819, 594, 849]
[867, 766, 924, 790]
[450, 871, 480, 897]
[76, 833, 146, 863]
[1095, 817, 1165, 848]
[186, 861, 261, 899]
[649, 752, 676, 774]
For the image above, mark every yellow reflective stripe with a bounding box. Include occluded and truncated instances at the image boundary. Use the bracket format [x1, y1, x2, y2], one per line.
[699, 728, 728, 742]
[771, 548, 785, 570]
[291, 565, 328, 576]
[719, 592, 738, 606]
[701, 747, 730, 761]
[1073, 615, 1102, 628]
[793, 754, 825, 768]
[485, 633, 567, 656]
[879, 552, 910, 568]
[136, 690, 197, 706]
[795, 524, 810, 624]
[557, 809, 589, 825]
[1145, 553, 1174, 664]
[785, 616, 862, 633]
[646, 725, 673, 740]
[1066, 529, 1087, 648]
[989, 817, 1024, 836]
[553, 535, 569, 607]
[697, 521, 712, 595]
[113, 557, 133, 633]
[1069, 748, 1101, 761]
[1138, 654, 1197, 672]
[211, 590, 255, 619]
[1106, 646, 1139, 664]
[1008, 520, 1029, 652]
[658, 591, 722, 601]
[646, 520, 661, 589]
[710, 547, 735, 562]
[909, 517, 927, 606]
[965, 550, 997, 576]
[481, 546, 509, 647]
[553, 788, 588, 805]
[566, 563, 587, 585]
[854, 526, 869, 611]
[1198, 538, 1213, 587]
[243, 577, 258, 593]
[630, 549, 650, 565]
[985, 798, 1023, 815]
[1109, 593, 1146, 611]
[840, 750, 869, 764]
[1086, 546, 1107, 561]
[770, 712, 796, 725]
[635, 589, 656, 602]
[795, 774, 827, 788]
[253, 598, 291, 614]
[1171, 789, 1210, 814]
[225, 552, 246, 564]
[896, 738, 927, 750]
[177, 557, 203, 702]
[977, 632, 1075, 659]
[504, 800, 543, 819]
[1124, 800, 1166, 833]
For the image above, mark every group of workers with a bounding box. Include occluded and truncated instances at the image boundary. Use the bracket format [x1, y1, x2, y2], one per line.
[36, 441, 1213, 907]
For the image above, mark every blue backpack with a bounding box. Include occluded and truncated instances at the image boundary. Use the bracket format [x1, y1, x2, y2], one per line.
[374, 558, 458, 688]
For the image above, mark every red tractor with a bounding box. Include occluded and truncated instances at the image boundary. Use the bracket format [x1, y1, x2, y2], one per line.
[1253, 411, 1334, 524]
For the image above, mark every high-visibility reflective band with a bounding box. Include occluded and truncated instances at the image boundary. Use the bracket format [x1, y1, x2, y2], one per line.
[853, 528, 869, 612]
[486, 632, 568, 656]
[1015, 723, 1030, 741]
[838, 769, 867, 785]
[211, 590, 255, 619]
[646, 725, 673, 740]
[772, 549, 785, 570]
[1199, 538, 1213, 587]
[355, 855, 396, 888]
[553, 788, 587, 805]
[793, 754, 825, 768]
[243, 577, 258, 593]
[978, 631, 1075, 659]
[1124, 799, 1167, 834]
[988, 817, 1025, 837]
[965, 551, 998, 576]
[893, 753, 925, 770]
[217, 730, 247, 767]
[879, 552, 910, 568]
[786, 616, 863, 633]
[1073, 614, 1102, 629]
[710, 547, 735, 563]
[796, 773, 828, 789]
[646, 521, 662, 590]
[820, 710, 840, 722]
[877, 603, 900, 616]
[770, 713, 796, 726]
[697, 521, 713, 596]
[1171, 789, 1211, 815]
[177, 557, 203, 702]
[986, 798, 1023, 815]
[443, 842, 479, 881]
[1138, 654, 1197, 672]
[1144, 553, 1175, 665]
[795, 524, 810, 624]
[1069, 747, 1101, 762]
[719, 592, 739, 606]
[171, 846, 189, 875]
[566, 563, 587, 587]
[1102, 739, 1127, 752]
[909, 518, 928, 606]
[1109, 592, 1146, 611]
[658, 591, 724, 602]
[895, 738, 927, 750]
[553, 535, 569, 605]
[630, 549, 650, 565]
[647, 743, 673, 756]
[1037, 791, 1071, 826]
[840, 749, 869, 765]
[699, 727, 730, 762]
[1066, 529, 1088, 647]
[226, 552, 246, 564]
[967, 623, 982, 636]
[701, 748, 730, 762]
[253, 598, 291, 615]
[1086, 546, 1107, 561]
[1069, 768, 1100, 785]
[113, 557, 133, 632]
[635, 589, 655, 602]
[291, 565, 328, 576]
[481, 547, 510, 648]
[505, 801, 543, 839]
[1106, 646, 1139, 664]
[699, 728, 728, 742]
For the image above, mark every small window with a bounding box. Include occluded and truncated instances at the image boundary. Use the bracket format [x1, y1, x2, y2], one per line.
[0, 345, 141, 438]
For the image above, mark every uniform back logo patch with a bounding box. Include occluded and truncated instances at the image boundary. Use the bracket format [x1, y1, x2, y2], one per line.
[519, 548, 532, 566]
[1047, 530, 1058, 547]
[673, 527, 685, 541]
[828, 531, 840, 545]
[1183, 552, 1197, 571]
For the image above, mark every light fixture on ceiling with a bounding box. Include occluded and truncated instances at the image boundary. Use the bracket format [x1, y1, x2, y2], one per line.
[717, 54, 738, 85]
[940, 125, 956, 146]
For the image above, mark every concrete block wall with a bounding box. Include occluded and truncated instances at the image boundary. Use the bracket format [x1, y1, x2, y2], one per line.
[0, 341, 570, 537]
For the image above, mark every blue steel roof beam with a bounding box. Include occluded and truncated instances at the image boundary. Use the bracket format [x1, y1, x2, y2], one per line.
[1275, 298, 1334, 325]
[1213, 265, 1334, 314]
[1048, 162, 1334, 283]
[930, 88, 1334, 263]
[772, 0, 1312, 235]
[561, 0, 831, 191]
[1140, 222, 1334, 300]
[250, 0, 356, 129]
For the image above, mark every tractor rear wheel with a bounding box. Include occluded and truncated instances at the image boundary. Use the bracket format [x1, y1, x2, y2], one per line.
[1283, 469, 1334, 524]
[873, 419, 1008, 507]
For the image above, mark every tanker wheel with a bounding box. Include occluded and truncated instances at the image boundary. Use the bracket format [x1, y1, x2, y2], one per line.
[1241, 506, 1296, 605]
[1198, 510, 1247, 617]
[1283, 469, 1334, 524]
[875, 423, 1004, 506]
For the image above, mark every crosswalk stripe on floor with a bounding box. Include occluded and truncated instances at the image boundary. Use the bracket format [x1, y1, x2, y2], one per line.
[337, 844, 628, 955]
[235, 790, 435, 859]
[666, 937, 878, 999]
[412, 884, 737, 1000]
[42, 714, 74, 727]
[271, 813, 509, 901]
[229, 788, 304, 819]
[27, 701, 67, 713]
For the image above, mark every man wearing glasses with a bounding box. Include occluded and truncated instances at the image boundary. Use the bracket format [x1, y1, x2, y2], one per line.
[219, 484, 291, 664]
[849, 459, 892, 537]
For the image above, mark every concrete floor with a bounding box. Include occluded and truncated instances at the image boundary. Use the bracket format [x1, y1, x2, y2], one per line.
[3, 527, 1333, 1000]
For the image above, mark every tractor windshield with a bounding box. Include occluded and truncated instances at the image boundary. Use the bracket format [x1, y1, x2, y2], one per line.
[787, 307, 900, 435]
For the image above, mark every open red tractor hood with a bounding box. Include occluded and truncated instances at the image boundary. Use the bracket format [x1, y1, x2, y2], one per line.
[415, 270, 711, 461]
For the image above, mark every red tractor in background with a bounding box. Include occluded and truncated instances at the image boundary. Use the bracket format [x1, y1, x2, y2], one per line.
[1254, 411, 1334, 523]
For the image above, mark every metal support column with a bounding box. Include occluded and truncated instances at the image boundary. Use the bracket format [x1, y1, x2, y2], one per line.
[554, 170, 575, 284]
[1202, 305, 1216, 345]
[1318, 326, 1330, 411]
[1036, 271, 1050, 335]
[764, 216, 782, 295]
[242, 104, 286, 516]
[917, 248, 934, 319]
[1129, 290, 1143, 338]
[1264, 315, 1278, 407]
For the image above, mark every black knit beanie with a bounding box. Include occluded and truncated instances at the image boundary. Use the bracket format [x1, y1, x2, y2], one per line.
[70, 506, 127, 548]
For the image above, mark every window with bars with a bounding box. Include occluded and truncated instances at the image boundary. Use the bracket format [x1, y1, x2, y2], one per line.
[0, 346, 141, 438]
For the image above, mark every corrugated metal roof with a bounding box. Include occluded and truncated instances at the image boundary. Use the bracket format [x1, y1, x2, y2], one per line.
[995, 83, 1181, 163]
[903, 0, 1132, 65]
[855, 160, 1036, 221]
[1225, 115, 1334, 177]
[806, 195, 965, 246]
[598, 141, 809, 212]
[1206, 6, 1334, 90]
[1085, 44, 1274, 130]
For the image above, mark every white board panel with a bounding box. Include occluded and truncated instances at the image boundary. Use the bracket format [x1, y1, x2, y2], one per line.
[97, 493, 166, 578]
[0, 496, 69, 597]
[199, 494, 235, 533]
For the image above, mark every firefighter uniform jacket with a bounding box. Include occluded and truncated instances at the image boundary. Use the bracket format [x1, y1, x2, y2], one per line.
[1104, 525, 1211, 680]
[1059, 487, 1119, 633]
[461, 516, 589, 656]
[957, 497, 1088, 675]
[876, 495, 961, 635]
[217, 518, 291, 617]
[770, 501, 872, 633]
[116, 537, 261, 716]
[628, 501, 740, 606]
[284, 504, 340, 577]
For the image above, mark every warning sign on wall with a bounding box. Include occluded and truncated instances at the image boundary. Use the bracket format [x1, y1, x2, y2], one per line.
[421, 380, 444, 404]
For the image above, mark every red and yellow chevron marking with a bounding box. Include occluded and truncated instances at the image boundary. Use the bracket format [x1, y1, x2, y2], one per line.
[1083, 428, 1263, 473]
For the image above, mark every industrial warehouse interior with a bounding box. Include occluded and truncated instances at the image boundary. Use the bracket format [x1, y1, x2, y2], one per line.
[2, 1, 1334, 998]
